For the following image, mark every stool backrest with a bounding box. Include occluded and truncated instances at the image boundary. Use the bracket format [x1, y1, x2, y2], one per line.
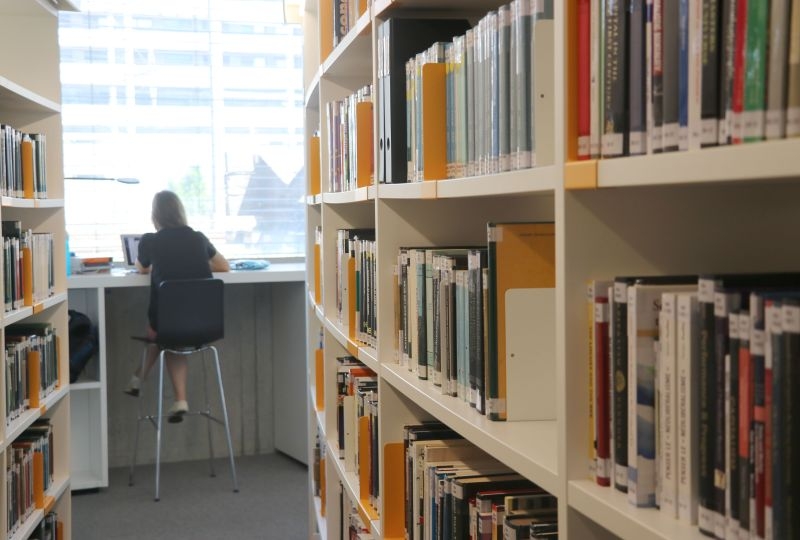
[156, 278, 224, 347]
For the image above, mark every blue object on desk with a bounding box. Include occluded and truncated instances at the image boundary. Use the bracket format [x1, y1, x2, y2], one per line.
[231, 259, 270, 271]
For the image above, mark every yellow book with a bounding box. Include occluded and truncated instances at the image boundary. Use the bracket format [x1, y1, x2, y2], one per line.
[486, 222, 556, 421]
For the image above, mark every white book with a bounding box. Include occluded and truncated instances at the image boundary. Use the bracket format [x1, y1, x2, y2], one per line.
[677, 292, 700, 525]
[659, 291, 679, 518]
[628, 283, 694, 508]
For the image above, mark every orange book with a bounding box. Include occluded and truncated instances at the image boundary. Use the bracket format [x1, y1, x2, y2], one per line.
[309, 135, 321, 195]
[21, 135, 35, 198]
[355, 101, 373, 187]
[421, 63, 447, 180]
[485, 222, 556, 421]
[34, 450, 45, 508]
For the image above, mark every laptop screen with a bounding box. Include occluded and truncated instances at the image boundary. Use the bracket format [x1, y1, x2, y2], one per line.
[120, 234, 142, 267]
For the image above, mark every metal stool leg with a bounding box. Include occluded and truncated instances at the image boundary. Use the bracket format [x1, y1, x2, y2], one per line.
[154, 350, 166, 501]
[210, 345, 238, 492]
[129, 345, 150, 487]
[202, 349, 216, 477]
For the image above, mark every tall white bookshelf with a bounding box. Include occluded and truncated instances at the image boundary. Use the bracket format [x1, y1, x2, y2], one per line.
[304, 1, 800, 538]
[0, 0, 75, 538]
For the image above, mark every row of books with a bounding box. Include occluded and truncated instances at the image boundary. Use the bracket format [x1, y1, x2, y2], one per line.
[404, 0, 554, 183]
[6, 419, 54, 537]
[402, 421, 557, 540]
[5, 323, 59, 428]
[343, 496, 373, 540]
[3, 221, 57, 312]
[336, 355, 379, 513]
[576, 0, 800, 160]
[0, 125, 47, 199]
[335, 228, 376, 347]
[587, 273, 800, 539]
[326, 85, 373, 193]
[395, 222, 555, 422]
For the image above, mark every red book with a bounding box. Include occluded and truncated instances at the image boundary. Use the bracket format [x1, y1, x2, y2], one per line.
[577, 0, 591, 159]
[594, 295, 611, 486]
[731, 0, 748, 144]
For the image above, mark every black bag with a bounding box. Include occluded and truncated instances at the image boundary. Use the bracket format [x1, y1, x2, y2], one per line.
[68, 309, 98, 383]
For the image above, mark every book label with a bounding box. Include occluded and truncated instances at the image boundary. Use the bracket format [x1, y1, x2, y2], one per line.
[602, 133, 624, 157]
[742, 110, 765, 140]
[786, 107, 800, 137]
[629, 132, 645, 155]
[615, 464, 628, 488]
[578, 136, 590, 157]
[701, 119, 718, 145]
[765, 110, 786, 139]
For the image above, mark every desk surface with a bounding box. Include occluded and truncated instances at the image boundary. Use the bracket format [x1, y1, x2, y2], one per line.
[67, 262, 306, 289]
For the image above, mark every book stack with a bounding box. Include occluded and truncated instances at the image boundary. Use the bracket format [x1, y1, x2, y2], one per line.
[586, 272, 800, 539]
[6, 419, 54, 537]
[326, 85, 373, 193]
[576, 0, 800, 160]
[28, 511, 60, 540]
[3, 221, 56, 311]
[0, 125, 47, 199]
[395, 222, 555, 422]
[403, 0, 555, 182]
[328, 0, 368, 52]
[401, 421, 557, 540]
[335, 228, 376, 346]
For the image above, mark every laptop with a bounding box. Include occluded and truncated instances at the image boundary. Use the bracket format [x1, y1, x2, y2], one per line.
[120, 234, 143, 268]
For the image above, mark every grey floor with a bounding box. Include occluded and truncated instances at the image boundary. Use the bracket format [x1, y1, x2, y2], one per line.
[72, 452, 309, 540]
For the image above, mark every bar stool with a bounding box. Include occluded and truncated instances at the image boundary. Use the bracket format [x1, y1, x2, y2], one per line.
[128, 277, 239, 501]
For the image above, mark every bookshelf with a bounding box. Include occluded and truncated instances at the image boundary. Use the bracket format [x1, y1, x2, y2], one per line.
[0, 0, 75, 538]
[305, 1, 800, 539]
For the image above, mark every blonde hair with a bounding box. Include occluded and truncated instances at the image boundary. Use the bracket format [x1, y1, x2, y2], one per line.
[151, 190, 187, 230]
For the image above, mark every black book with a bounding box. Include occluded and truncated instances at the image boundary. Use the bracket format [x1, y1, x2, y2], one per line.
[468, 248, 488, 411]
[602, 0, 629, 158]
[628, 0, 646, 155]
[717, 0, 737, 145]
[662, 0, 680, 151]
[379, 17, 471, 183]
[700, 0, 721, 147]
[781, 298, 800, 539]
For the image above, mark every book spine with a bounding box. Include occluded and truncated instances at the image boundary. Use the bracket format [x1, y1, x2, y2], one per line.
[578, 0, 592, 159]
[765, 0, 791, 140]
[466, 28, 476, 176]
[595, 295, 612, 486]
[416, 249, 427, 380]
[718, 0, 737, 145]
[612, 281, 629, 491]
[764, 301, 780, 540]
[662, 0, 681, 150]
[659, 292, 678, 516]
[588, 282, 597, 481]
[697, 277, 716, 535]
[516, 0, 534, 168]
[727, 312, 741, 536]
[678, 0, 690, 150]
[602, 0, 629, 157]
[590, 0, 602, 157]
[486, 225, 502, 420]
[629, 0, 647, 156]
[677, 292, 700, 524]
[499, 7, 512, 172]
[701, 0, 721, 147]
[731, 0, 748, 143]
[738, 311, 752, 538]
[751, 296, 766, 539]
[489, 11, 500, 174]
[780, 300, 800, 539]
[742, 0, 768, 142]
[652, 0, 664, 153]
[714, 292, 740, 539]
[787, 0, 800, 137]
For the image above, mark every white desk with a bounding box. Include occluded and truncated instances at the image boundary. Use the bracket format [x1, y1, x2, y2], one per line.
[67, 263, 307, 490]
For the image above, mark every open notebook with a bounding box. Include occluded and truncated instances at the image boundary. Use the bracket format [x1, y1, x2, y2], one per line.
[120, 234, 142, 268]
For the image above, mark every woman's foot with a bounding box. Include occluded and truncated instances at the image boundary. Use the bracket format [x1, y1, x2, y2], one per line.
[168, 400, 188, 423]
[123, 375, 141, 397]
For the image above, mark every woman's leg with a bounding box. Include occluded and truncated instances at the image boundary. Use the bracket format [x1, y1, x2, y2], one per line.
[165, 352, 188, 403]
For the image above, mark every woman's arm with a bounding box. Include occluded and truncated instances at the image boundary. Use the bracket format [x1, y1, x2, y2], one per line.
[209, 251, 230, 272]
[135, 259, 151, 274]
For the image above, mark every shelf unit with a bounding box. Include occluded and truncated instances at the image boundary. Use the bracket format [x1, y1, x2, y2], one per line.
[0, 0, 76, 537]
[304, 1, 800, 538]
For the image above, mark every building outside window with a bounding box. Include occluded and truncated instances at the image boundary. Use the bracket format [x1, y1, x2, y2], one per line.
[59, 0, 305, 261]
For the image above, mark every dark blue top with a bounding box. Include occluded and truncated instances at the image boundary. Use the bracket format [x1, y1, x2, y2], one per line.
[137, 226, 216, 330]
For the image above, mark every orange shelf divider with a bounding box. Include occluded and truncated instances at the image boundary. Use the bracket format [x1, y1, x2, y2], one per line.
[564, 159, 598, 190]
[382, 442, 405, 538]
[421, 63, 447, 181]
[355, 101, 374, 188]
[309, 135, 321, 196]
[315, 349, 324, 411]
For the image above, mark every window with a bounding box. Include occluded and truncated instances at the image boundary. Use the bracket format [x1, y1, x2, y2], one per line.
[59, 1, 305, 261]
